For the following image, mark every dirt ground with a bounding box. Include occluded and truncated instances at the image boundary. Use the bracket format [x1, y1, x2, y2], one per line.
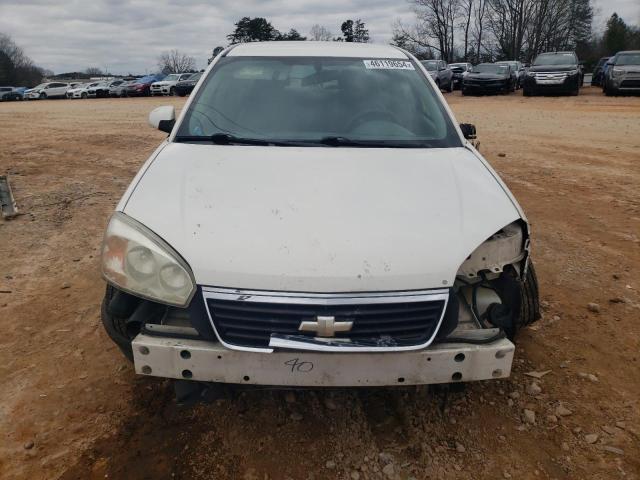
[1, 88, 639, 480]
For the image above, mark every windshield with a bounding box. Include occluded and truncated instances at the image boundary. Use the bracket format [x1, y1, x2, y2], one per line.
[497, 61, 517, 69]
[472, 64, 508, 74]
[33, 83, 47, 89]
[164, 74, 181, 81]
[187, 73, 202, 81]
[176, 57, 460, 148]
[421, 60, 438, 71]
[533, 53, 576, 66]
[615, 53, 640, 66]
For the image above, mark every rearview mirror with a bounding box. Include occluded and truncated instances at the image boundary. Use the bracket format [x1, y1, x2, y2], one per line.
[149, 105, 176, 134]
[459, 123, 477, 140]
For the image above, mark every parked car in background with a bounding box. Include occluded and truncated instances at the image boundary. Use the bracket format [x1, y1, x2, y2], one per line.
[0, 86, 23, 101]
[87, 80, 125, 98]
[462, 63, 514, 95]
[110, 80, 134, 97]
[24, 82, 70, 99]
[151, 73, 193, 96]
[420, 60, 454, 92]
[126, 75, 164, 97]
[174, 72, 202, 97]
[496, 60, 525, 88]
[67, 82, 98, 99]
[448, 63, 472, 89]
[603, 50, 640, 96]
[101, 42, 540, 395]
[591, 56, 611, 87]
[523, 51, 582, 96]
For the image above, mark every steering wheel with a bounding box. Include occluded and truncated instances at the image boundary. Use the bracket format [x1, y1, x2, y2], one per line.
[346, 110, 400, 132]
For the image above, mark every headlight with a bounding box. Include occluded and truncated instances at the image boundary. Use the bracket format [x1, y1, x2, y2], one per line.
[612, 67, 624, 77]
[101, 212, 195, 307]
[526, 71, 535, 77]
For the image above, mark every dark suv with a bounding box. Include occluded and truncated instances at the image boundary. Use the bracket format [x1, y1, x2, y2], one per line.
[523, 51, 583, 96]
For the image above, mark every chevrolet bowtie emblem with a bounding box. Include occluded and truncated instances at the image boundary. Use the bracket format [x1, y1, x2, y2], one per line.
[299, 316, 353, 337]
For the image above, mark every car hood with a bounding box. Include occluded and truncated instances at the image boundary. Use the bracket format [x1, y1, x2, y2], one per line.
[152, 81, 172, 86]
[529, 64, 577, 72]
[122, 144, 521, 292]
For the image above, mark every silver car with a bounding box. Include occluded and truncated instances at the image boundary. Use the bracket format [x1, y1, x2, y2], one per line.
[421, 60, 454, 92]
[603, 50, 640, 96]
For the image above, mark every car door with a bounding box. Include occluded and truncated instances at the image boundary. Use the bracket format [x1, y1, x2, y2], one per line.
[52, 83, 68, 96]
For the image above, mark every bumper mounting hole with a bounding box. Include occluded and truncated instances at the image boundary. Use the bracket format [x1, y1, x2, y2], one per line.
[180, 350, 191, 360]
[182, 369, 193, 379]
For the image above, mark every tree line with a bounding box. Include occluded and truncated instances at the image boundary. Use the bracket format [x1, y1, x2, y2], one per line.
[226, 17, 370, 44]
[391, 0, 639, 67]
[0, 33, 48, 87]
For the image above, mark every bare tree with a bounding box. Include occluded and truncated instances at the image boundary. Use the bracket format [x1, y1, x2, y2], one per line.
[157, 49, 196, 74]
[471, 0, 489, 62]
[459, 0, 474, 60]
[406, 0, 460, 62]
[85, 67, 104, 76]
[309, 24, 333, 41]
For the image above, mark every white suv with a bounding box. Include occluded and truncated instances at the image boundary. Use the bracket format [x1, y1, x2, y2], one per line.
[150, 73, 193, 96]
[101, 42, 539, 395]
[24, 82, 70, 99]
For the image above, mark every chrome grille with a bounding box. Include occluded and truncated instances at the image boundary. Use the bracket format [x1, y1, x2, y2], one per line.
[203, 288, 448, 351]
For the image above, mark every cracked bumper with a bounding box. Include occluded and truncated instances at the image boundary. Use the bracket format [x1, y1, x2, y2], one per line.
[132, 333, 515, 387]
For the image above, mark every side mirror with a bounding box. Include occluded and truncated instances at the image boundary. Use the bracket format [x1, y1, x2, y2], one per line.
[459, 123, 477, 140]
[149, 105, 176, 134]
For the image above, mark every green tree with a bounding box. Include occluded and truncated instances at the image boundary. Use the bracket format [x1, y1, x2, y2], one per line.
[603, 13, 629, 54]
[339, 19, 369, 43]
[227, 17, 280, 44]
[277, 29, 307, 41]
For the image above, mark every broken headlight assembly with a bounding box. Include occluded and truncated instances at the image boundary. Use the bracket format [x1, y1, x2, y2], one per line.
[101, 212, 196, 307]
[455, 221, 530, 337]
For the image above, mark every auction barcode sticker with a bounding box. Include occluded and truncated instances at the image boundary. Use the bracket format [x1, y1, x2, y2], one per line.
[363, 59, 415, 70]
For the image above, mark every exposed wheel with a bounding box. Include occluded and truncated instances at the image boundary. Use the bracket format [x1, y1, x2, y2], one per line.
[39, 92, 47, 99]
[445, 79, 453, 92]
[515, 262, 541, 337]
[170, 87, 176, 96]
[523, 88, 533, 97]
[461, 88, 467, 96]
[101, 285, 139, 361]
[81, 92, 87, 99]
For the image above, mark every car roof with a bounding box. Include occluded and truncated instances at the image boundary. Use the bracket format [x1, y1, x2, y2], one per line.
[616, 50, 640, 54]
[227, 41, 408, 59]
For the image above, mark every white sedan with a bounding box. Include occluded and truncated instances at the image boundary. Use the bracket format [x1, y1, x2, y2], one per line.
[66, 82, 100, 99]
[100, 41, 540, 392]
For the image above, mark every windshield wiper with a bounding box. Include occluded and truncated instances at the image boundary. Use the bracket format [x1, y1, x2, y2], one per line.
[317, 136, 432, 148]
[175, 133, 305, 147]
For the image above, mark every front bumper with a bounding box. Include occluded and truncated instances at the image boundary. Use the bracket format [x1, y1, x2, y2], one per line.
[463, 82, 506, 94]
[132, 332, 514, 387]
[524, 73, 579, 91]
[151, 85, 171, 95]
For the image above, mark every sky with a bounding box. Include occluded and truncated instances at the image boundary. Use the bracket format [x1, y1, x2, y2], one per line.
[0, 0, 638, 75]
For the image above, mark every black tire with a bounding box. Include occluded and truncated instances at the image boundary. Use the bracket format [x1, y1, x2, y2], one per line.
[523, 88, 533, 97]
[461, 88, 467, 96]
[101, 285, 140, 361]
[605, 83, 617, 96]
[516, 261, 541, 336]
[39, 92, 46, 99]
[435, 79, 440, 90]
[170, 86, 176, 96]
[446, 79, 453, 92]
[81, 92, 87, 99]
